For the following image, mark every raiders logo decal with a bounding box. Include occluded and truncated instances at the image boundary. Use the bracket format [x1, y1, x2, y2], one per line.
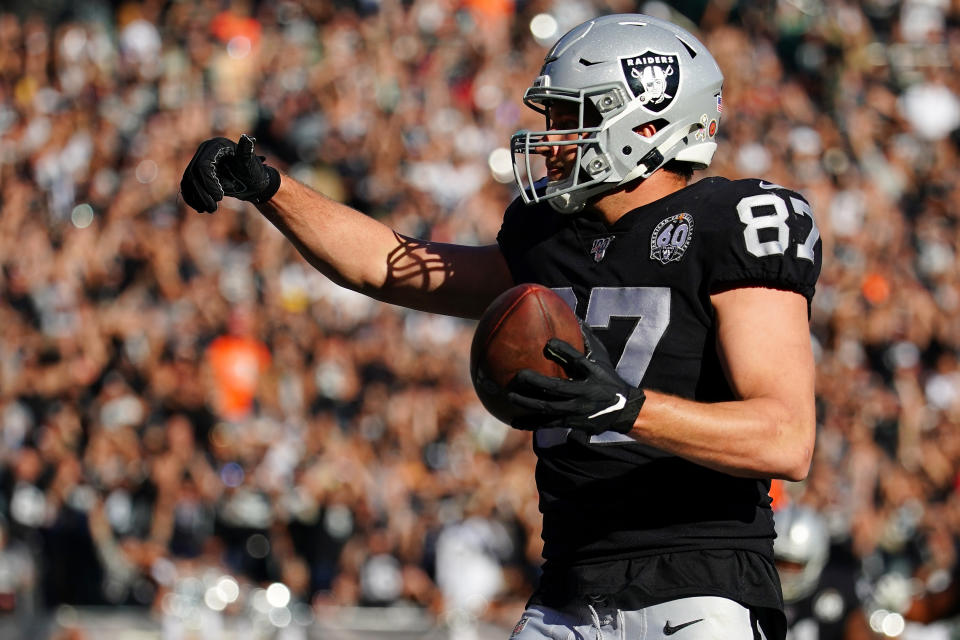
[621, 51, 680, 113]
[650, 213, 693, 264]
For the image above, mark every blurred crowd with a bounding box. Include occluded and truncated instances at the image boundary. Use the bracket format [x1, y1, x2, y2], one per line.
[1, 0, 960, 637]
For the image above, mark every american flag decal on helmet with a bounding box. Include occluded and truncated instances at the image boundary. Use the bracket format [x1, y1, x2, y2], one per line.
[716, 93, 723, 113]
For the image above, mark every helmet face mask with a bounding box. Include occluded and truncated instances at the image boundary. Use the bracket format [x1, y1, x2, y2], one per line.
[511, 84, 620, 213]
[511, 14, 724, 214]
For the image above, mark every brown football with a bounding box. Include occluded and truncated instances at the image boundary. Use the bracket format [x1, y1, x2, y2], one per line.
[470, 283, 584, 424]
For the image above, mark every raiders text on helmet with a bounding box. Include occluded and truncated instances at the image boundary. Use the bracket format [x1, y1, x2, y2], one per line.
[511, 14, 724, 213]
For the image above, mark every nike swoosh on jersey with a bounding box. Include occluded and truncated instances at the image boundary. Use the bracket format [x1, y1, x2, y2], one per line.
[663, 618, 704, 635]
[588, 393, 626, 419]
[758, 181, 784, 190]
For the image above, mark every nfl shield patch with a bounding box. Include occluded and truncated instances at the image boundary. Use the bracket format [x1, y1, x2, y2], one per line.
[621, 51, 680, 113]
[510, 617, 528, 638]
[650, 213, 694, 264]
[590, 236, 614, 262]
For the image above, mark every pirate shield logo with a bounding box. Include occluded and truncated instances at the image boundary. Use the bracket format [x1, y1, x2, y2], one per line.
[621, 51, 680, 113]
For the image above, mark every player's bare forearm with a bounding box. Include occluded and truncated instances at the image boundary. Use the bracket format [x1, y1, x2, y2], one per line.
[630, 391, 814, 480]
[629, 287, 816, 480]
[255, 173, 513, 319]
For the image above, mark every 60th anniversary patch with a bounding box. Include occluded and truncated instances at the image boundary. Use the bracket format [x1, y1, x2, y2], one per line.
[650, 213, 694, 264]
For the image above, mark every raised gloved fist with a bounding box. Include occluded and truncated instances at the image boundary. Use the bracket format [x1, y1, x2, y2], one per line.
[180, 134, 281, 213]
[507, 333, 645, 436]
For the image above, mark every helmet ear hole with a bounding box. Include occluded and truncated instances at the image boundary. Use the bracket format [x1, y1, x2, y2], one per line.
[634, 119, 669, 138]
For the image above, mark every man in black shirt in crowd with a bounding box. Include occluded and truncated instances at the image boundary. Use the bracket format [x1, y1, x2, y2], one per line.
[182, 13, 821, 639]
[775, 504, 875, 639]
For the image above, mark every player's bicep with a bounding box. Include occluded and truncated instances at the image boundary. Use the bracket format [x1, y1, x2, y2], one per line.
[710, 286, 815, 425]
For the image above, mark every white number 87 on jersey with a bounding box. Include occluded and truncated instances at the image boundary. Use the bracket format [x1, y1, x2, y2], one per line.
[736, 190, 820, 262]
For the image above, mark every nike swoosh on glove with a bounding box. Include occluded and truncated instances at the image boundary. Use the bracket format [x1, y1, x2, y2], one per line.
[180, 134, 281, 213]
[507, 337, 645, 435]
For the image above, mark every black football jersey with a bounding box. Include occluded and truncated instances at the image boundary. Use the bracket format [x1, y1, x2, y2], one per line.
[496, 177, 822, 567]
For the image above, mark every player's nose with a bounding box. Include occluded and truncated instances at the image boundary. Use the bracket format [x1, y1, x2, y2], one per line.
[536, 132, 565, 157]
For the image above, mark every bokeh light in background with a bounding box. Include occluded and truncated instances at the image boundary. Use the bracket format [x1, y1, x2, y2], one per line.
[529, 13, 559, 45]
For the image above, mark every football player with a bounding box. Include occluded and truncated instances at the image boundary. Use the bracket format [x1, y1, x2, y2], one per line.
[182, 14, 821, 640]
[774, 505, 875, 639]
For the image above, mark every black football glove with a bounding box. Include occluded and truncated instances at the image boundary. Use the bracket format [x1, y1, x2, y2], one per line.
[180, 134, 281, 213]
[507, 333, 645, 436]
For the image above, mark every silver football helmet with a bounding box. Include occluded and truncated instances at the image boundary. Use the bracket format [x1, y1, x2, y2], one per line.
[511, 14, 724, 214]
[774, 505, 830, 602]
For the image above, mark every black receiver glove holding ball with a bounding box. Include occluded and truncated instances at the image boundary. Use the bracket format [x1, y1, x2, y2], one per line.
[180, 134, 281, 213]
[508, 333, 646, 436]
